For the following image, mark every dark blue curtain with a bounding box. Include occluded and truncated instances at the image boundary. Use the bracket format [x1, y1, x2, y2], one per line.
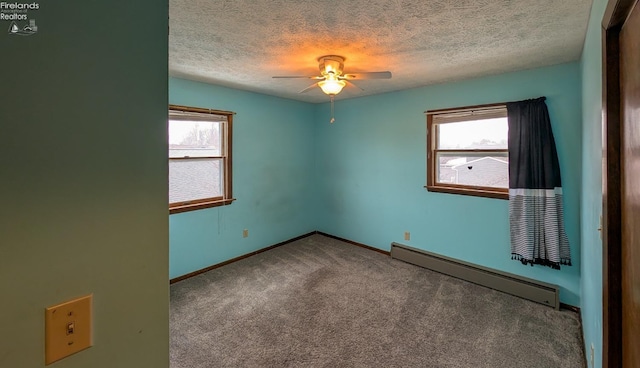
[507, 97, 571, 269]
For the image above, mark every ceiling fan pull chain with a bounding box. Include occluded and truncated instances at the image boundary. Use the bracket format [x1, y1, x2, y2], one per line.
[330, 95, 335, 123]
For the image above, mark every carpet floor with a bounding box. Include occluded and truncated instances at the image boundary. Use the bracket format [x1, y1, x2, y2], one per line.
[170, 234, 585, 368]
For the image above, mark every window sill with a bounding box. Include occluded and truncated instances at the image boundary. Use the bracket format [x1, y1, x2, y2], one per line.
[424, 185, 508, 200]
[170, 198, 236, 214]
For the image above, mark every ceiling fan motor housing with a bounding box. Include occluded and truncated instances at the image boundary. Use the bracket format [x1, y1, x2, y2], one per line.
[318, 55, 345, 76]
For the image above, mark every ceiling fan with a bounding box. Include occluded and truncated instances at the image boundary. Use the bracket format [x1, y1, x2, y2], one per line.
[273, 55, 392, 123]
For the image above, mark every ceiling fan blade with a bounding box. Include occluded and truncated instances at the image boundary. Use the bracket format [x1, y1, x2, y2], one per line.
[272, 75, 324, 79]
[345, 80, 364, 91]
[299, 82, 319, 94]
[342, 71, 392, 80]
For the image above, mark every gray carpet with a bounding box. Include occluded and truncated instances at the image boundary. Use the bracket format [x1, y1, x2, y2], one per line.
[170, 234, 585, 368]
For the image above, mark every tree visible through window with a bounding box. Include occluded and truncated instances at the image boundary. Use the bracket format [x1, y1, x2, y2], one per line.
[169, 105, 234, 213]
[426, 103, 508, 199]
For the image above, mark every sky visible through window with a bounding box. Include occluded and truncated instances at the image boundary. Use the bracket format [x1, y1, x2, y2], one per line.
[169, 120, 214, 145]
[438, 117, 508, 149]
[169, 119, 221, 157]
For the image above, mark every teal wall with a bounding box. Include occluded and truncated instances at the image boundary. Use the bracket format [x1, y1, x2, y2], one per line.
[171, 64, 583, 306]
[169, 78, 317, 278]
[170, 29, 603, 361]
[580, 0, 607, 366]
[0, 1, 169, 367]
[314, 63, 583, 306]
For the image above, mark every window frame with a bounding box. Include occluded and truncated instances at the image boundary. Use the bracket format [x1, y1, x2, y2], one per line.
[169, 104, 235, 214]
[425, 102, 509, 200]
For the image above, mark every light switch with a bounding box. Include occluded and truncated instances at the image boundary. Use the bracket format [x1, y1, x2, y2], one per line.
[66, 322, 75, 335]
[45, 294, 93, 365]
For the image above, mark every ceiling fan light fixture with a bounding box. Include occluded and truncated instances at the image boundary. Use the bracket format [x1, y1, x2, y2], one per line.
[318, 79, 346, 95]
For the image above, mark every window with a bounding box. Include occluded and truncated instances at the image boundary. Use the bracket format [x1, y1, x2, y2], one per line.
[169, 105, 234, 213]
[426, 103, 508, 199]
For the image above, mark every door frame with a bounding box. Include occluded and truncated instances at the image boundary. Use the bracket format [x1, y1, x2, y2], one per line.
[602, 0, 637, 367]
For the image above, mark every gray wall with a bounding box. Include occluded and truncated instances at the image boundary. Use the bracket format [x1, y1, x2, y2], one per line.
[0, 1, 169, 367]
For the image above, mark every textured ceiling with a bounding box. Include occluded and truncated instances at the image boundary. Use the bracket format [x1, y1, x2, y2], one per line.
[169, 0, 593, 103]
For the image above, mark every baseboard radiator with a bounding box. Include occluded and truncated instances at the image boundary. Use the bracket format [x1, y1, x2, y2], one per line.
[390, 243, 560, 310]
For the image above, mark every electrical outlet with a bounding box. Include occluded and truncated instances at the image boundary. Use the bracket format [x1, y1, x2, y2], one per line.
[243, 229, 249, 238]
[404, 232, 410, 241]
[590, 343, 594, 367]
